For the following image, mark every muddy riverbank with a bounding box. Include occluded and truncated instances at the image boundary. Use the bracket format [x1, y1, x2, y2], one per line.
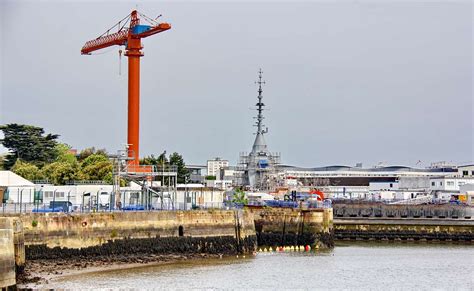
[17, 252, 233, 288]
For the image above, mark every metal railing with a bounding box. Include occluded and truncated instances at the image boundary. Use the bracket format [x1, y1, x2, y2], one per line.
[1, 201, 231, 214]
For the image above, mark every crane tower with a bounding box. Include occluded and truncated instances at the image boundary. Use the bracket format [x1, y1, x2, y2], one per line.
[81, 10, 171, 169]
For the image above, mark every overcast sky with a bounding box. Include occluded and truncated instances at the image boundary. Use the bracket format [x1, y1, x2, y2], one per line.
[0, 0, 472, 168]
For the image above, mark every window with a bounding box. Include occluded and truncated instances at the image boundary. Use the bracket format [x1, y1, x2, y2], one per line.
[440, 182, 443, 186]
[447, 181, 454, 186]
[462, 171, 468, 176]
[389, 183, 393, 188]
[431, 182, 435, 186]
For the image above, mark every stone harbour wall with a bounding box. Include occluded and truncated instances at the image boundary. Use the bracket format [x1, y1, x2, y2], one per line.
[249, 207, 334, 249]
[15, 210, 257, 260]
[0, 217, 24, 289]
[334, 218, 474, 242]
[333, 203, 473, 219]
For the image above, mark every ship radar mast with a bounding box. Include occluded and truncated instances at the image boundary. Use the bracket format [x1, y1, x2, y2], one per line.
[255, 68, 267, 135]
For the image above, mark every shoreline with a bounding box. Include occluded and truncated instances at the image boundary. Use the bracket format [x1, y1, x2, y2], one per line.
[17, 253, 231, 289]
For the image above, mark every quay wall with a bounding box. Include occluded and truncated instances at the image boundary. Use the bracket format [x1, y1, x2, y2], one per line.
[0, 217, 24, 289]
[333, 203, 473, 219]
[248, 208, 334, 249]
[334, 218, 474, 242]
[13, 210, 257, 260]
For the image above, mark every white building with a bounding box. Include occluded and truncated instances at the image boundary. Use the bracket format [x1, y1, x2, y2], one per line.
[176, 184, 224, 209]
[33, 183, 139, 206]
[207, 158, 229, 177]
[205, 179, 233, 190]
[429, 177, 474, 191]
[369, 181, 399, 191]
[0, 171, 35, 203]
[458, 164, 474, 177]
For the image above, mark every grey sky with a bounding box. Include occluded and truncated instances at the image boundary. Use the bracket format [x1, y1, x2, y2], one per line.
[0, 1, 472, 168]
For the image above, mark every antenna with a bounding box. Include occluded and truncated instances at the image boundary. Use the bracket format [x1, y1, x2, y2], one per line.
[254, 68, 266, 135]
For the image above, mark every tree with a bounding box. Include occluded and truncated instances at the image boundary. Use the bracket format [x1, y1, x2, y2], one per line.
[141, 154, 160, 166]
[11, 160, 44, 181]
[141, 151, 168, 167]
[78, 147, 95, 161]
[78, 153, 112, 181]
[169, 152, 189, 183]
[80, 153, 108, 168]
[77, 147, 108, 162]
[55, 143, 77, 163]
[0, 124, 59, 169]
[81, 160, 113, 181]
[41, 161, 80, 185]
[232, 189, 248, 205]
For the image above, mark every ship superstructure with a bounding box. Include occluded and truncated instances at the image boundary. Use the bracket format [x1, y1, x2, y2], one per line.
[237, 69, 280, 190]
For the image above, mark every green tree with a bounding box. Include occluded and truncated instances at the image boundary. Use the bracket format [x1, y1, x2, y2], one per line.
[80, 153, 108, 168]
[0, 124, 59, 169]
[55, 143, 77, 163]
[169, 152, 189, 183]
[0, 154, 4, 170]
[141, 154, 159, 166]
[77, 147, 107, 162]
[11, 160, 44, 181]
[141, 151, 168, 167]
[232, 189, 248, 205]
[78, 153, 112, 181]
[81, 160, 113, 181]
[78, 147, 95, 161]
[41, 161, 79, 185]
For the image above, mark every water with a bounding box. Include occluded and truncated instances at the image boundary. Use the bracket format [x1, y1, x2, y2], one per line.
[50, 243, 473, 290]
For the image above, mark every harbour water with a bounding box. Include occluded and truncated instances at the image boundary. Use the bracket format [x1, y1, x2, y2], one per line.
[50, 243, 473, 290]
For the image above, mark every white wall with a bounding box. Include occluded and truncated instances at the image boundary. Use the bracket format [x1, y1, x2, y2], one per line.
[4, 186, 36, 203]
[458, 165, 474, 177]
[369, 182, 399, 191]
[429, 178, 474, 191]
[176, 188, 224, 209]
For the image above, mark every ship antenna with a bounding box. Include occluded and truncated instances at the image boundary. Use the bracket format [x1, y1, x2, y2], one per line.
[255, 68, 267, 134]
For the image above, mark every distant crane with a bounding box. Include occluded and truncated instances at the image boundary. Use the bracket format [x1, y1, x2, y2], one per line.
[81, 10, 171, 169]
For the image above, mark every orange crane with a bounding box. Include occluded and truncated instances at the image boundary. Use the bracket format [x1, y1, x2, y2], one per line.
[81, 10, 171, 169]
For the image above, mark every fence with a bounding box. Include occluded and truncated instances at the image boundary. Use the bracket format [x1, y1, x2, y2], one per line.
[1, 199, 332, 214]
[1, 201, 231, 214]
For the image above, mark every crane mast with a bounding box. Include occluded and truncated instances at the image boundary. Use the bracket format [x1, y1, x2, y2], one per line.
[81, 10, 171, 169]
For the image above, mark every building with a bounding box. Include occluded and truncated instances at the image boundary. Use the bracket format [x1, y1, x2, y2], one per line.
[186, 164, 207, 183]
[429, 177, 474, 192]
[0, 171, 35, 203]
[458, 164, 474, 177]
[207, 158, 228, 178]
[279, 165, 457, 187]
[205, 179, 233, 190]
[175, 184, 224, 209]
[219, 166, 236, 181]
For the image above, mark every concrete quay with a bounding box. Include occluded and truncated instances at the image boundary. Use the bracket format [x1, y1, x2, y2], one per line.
[249, 207, 334, 249]
[0, 208, 334, 287]
[333, 203, 473, 219]
[334, 217, 474, 241]
[0, 217, 25, 290]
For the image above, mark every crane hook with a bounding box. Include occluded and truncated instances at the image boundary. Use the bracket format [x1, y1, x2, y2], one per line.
[118, 49, 122, 76]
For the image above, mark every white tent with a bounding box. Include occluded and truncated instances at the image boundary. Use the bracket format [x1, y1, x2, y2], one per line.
[0, 171, 35, 203]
